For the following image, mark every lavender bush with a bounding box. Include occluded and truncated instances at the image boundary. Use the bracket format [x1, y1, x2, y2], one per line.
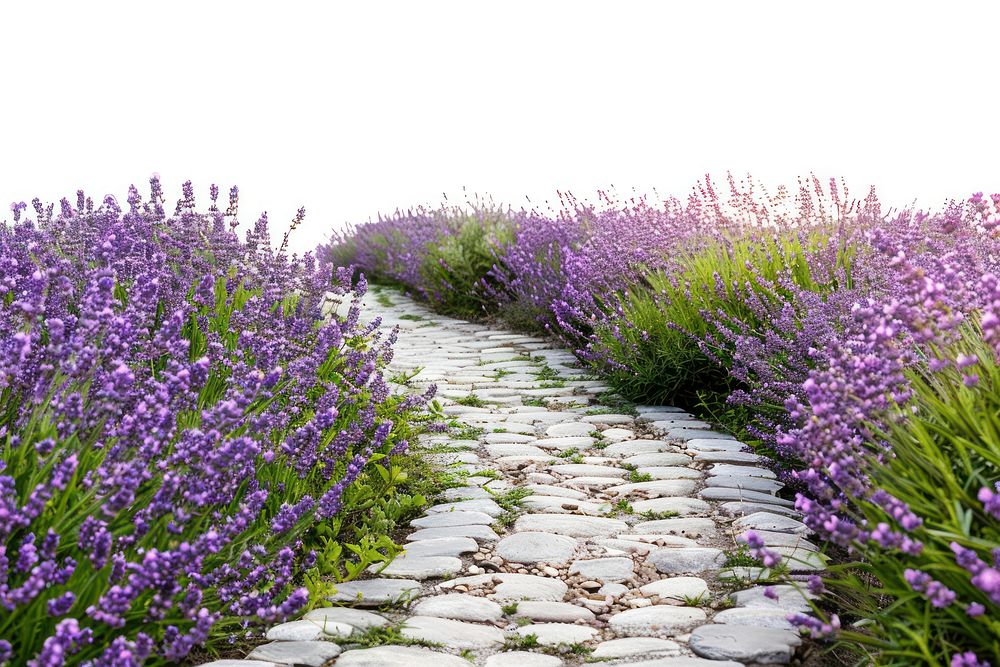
[1, 180, 432, 665]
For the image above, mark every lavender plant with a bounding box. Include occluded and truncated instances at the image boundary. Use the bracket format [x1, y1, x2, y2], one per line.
[1, 180, 432, 665]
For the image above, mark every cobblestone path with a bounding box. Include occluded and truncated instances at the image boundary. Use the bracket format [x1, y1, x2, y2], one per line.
[203, 289, 822, 667]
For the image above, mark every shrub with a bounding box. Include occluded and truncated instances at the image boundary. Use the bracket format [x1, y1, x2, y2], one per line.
[327, 203, 513, 317]
[816, 329, 1000, 665]
[586, 229, 857, 432]
[418, 211, 513, 318]
[0, 181, 433, 665]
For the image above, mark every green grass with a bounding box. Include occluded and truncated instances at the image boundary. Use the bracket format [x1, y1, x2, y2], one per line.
[490, 486, 532, 529]
[682, 592, 711, 606]
[537, 380, 566, 389]
[556, 448, 583, 463]
[627, 470, 653, 482]
[534, 365, 561, 380]
[722, 545, 760, 568]
[613, 498, 634, 514]
[500, 602, 519, 615]
[336, 622, 442, 649]
[522, 397, 547, 407]
[454, 395, 488, 408]
[638, 510, 679, 520]
[398, 313, 424, 321]
[449, 425, 486, 441]
[504, 633, 540, 650]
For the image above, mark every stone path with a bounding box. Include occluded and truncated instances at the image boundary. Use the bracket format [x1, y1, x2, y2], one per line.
[201, 289, 822, 667]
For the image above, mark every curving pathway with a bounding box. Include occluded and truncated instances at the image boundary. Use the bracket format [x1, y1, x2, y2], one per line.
[202, 288, 822, 667]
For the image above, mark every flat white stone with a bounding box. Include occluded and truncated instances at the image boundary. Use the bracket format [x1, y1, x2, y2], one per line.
[425, 451, 482, 466]
[485, 652, 563, 667]
[406, 525, 500, 543]
[623, 453, 690, 467]
[705, 476, 783, 494]
[412, 594, 503, 622]
[668, 428, 734, 440]
[595, 537, 691, 555]
[699, 487, 794, 506]
[401, 615, 505, 649]
[524, 484, 589, 500]
[720, 501, 801, 518]
[604, 441, 678, 456]
[521, 495, 609, 515]
[547, 463, 625, 478]
[546, 422, 593, 437]
[652, 420, 711, 430]
[199, 662, 279, 667]
[558, 476, 622, 489]
[328, 578, 422, 606]
[608, 606, 707, 636]
[404, 537, 479, 558]
[730, 585, 815, 612]
[515, 622, 597, 645]
[708, 464, 776, 479]
[632, 518, 716, 538]
[535, 436, 598, 451]
[527, 411, 589, 424]
[693, 450, 759, 464]
[496, 531, 579, 564]
[486, 443, 550, 457]
[247, 641, 342, 667]
[568, 557, 634, 582]
[639, 576, 709, 601]
[636, 466, 703, 480]
[426, 499, 504, 517]
[485, 421, 536, 434]
[599, 582, 629, 596]
[688, 624, 802, 663]
[496, 455, 558, 467]
[513, 600, 596, 622]
[605, 480, 697, 498]
[713, 606, 798, 630]
[336, 646, 473, 667]
[440, 486, 494, 500]
[601, 428, 635, 441]
[630, 497, 710, 516]
[625, 657, 743, 667]
[733, 512, 809, 534]
[581, 413, 635, 424]
[617, 533, 699, 547]
[646, 548, 725, 574]
[265, 619, 353, 640]
[484, 432, 537, 444]
[303, 607, 388, 630]
[410, 511, 494, 528]
[439, 573, 568, 601]
[515, 513, 628, 538]
[371, 555, 462, 580]
[591, 637, 681, 658]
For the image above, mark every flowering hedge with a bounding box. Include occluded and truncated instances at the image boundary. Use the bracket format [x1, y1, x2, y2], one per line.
[331, 176, 1000, 665]
[1, 181, 433, 665]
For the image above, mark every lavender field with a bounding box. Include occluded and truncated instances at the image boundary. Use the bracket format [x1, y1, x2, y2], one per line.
[327, 176, 1000, 665]
[2, 175, 998, 666]
[1, 182, 439, 665]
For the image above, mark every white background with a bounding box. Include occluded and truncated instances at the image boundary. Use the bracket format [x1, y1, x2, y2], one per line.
[1, 1, 997, 253]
